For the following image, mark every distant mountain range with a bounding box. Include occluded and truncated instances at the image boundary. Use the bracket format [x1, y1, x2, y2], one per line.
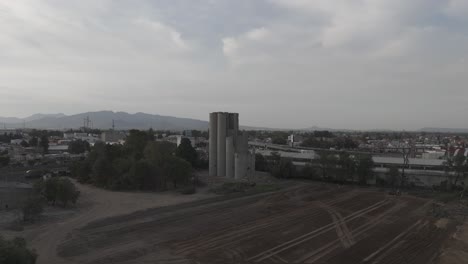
[0, 111, 209, 130]
[2, 112, 468, 132]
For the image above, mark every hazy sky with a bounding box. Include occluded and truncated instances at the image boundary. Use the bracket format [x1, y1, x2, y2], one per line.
[1, 0, 468, 130]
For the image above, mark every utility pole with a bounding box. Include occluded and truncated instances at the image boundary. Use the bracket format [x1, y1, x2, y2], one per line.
[112, 119, 115, 130]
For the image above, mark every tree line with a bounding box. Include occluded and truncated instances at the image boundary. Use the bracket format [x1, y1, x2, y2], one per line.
[256, 151, 375, 185]
[0, 132, 23, 143]
[70, 130, 199, 191]
[301, 135, 357, 150]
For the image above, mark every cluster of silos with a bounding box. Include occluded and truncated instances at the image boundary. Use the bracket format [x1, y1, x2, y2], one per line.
[209, 112, 255, 179]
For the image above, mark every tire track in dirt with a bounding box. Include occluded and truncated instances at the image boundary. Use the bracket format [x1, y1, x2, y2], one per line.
[174, 190, 358, 255]
[249, 199, 391, 263]
[362, 220, 426, 263]
[321, 202, 355, 249]
[293, 201, 408, 264]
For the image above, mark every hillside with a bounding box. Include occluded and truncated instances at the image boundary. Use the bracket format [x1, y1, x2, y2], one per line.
[1, 111, 209, 130]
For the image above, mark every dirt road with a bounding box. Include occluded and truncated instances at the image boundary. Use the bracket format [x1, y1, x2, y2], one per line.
[7, 180, 213, 264]
[57, 184, 455, 264]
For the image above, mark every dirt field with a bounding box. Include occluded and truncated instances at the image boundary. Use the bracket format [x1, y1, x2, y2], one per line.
[56, 184, 455, 264]
[1, 179, 214, 264]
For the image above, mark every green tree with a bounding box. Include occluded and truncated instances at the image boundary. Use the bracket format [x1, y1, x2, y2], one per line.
[144, 141, 177, 165]
[387, 166, 400, 188]
[92, 157, 113, 187]
[22, 196, 43, 222]
[269, 152, 281, 171]
[147, 128, 155, 141]
[0, 236, 37, 264]
[125, 130, 152, 159]
[56, 178, 80, 207]
[318, 152, 337, 180]
[337, 152, 354, 183]
[356, 154, 374, 185]
[272, 159, 296, 179]
[29, 137, 38, 147]
[163, 156, 192, 188]
[255, 153, 268, 172]
[39, 135, 49, 153]
[453, 154, 467, 186]
[44, 177, 59, 205]
[272, 136, 287, 145]
[38, 177, 80, 207]
[0, 156, 9, 167]
[20, 140, 30, 148]
[70, 161, 92, 183]
[301, 164, 317, 179]
[175, 138, 198, 167]
[68, 139, 90, 154]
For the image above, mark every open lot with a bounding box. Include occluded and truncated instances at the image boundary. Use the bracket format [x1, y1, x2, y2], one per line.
[0, 179, 214, 264]
[57, 184, 454, 264]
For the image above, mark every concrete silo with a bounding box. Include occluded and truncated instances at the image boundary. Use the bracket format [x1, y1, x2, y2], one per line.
[208, 113, 218, 177]
[209, 112, 254, 179]
[217, 113, 227, 177]
[226, 136, 235, 178]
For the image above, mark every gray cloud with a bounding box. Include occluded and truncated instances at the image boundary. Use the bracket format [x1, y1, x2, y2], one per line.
[0, 0, 467, 130]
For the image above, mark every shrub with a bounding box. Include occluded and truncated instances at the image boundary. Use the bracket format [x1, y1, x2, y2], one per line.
[0, 236, 37, 264]
[22, 196, 44, 222]
[35, 177, 80, 207]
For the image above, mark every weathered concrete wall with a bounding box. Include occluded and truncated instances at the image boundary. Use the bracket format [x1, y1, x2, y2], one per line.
[226, 136, 235, 178]
[235, 153, 245, 180]
[232, 113, 239, 148]
[234, 151, 255, 180]
[209, 113, 218, 177]
[217, 113, 227, 177]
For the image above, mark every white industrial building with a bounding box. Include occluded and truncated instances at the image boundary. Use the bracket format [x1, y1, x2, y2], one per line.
[209, 112, 255, 179]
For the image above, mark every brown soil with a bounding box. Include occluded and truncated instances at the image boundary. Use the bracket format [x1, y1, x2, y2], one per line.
[1, 180, 214, 264]
[56, 184, 456, 264]
[437, 221, 468, 264]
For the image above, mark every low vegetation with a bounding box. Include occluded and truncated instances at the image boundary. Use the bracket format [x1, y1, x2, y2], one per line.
[0, 236, 37, 264]
[210, 182, 281, 195]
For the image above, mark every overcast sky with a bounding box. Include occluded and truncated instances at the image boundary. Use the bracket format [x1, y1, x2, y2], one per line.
[1, 0, 468, 130]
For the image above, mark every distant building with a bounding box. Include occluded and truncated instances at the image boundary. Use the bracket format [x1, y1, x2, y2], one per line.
[48, 145, 70, 154]
[10, 139, 23, 145]
[63, 132, 100, 143]
[287, 134, 304, 147]
[101, 131, 126, 143]
[184, 130, 193, 137]
[74, 132, 88, 138]
[421, 151, 445, 159]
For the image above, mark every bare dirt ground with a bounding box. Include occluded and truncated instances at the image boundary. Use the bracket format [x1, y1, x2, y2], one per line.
[437, 222, 468, 264]
[56, 183, 456, 264]
[1, 180, 214, 264]
[433, 200, 468, 264]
